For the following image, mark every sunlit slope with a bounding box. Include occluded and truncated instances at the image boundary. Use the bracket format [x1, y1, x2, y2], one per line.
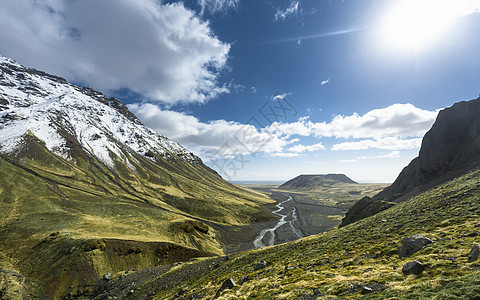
[0, 55, 273, 298]
[125, 167, 480, 299]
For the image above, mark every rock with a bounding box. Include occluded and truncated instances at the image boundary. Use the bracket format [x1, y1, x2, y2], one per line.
[339, 196, 395, 227]
[343, 283, 385, 295]
[402, 261, 425, 275]
[216, 277, 236, 296]
[398, 234, 433, 258]
[238, 275, 250, 285]
[465, 232, 480, 237]
[103, 273, 112, 281]
[254, 260, 268, 271]
[468, 244, 480, 263]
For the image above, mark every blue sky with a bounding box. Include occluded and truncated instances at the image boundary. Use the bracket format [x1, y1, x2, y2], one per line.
[1, 0, 480, 182]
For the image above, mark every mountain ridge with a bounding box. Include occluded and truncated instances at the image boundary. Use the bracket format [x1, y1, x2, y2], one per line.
[0, 55, 274, 298]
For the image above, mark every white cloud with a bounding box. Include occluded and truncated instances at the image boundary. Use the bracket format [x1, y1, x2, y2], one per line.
[268, 103, 439, 140]
[358, 151, 401, 159]
[275, 1, 300, 21]
[128, 103, 289, 160]
[198, 0, 240, 15]
[340, 150, 401, 163]
[0, 0, 230, 105]
[331, 137, 423, 151]
[270, 152, 300, 158]
[288, 143, 326, 153]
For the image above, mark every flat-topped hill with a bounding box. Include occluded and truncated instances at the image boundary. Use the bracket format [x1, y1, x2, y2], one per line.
[279, 174, 357, 190]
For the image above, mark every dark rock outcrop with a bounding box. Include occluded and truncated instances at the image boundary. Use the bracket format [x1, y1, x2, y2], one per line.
[376, 98, 480, 203]
[216, 277, 236, 296]
[402, 261, 425, 275]
[254, 260, 268, 271]
[398, 234, 433, 258]
[341, 97, 480, 226]
[339, 197, 394, 227]
[468, 244, 480, 263]
[279, 174, 357, 190]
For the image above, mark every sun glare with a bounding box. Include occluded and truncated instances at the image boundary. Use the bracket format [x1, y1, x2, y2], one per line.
[379, 0, 457, 53]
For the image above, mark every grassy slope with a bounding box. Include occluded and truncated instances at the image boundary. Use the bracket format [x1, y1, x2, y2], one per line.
[0, 136, 273, 298]
[131, 167, 480, 299]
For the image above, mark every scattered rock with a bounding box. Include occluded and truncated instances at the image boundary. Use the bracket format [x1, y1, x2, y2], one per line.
[103, 273, 113, 281]
[398, 234, 433, 258]
[468, 244, 480, 263]
[238, 275, 250, 285]
[284, 266, 297, 273]
[343, 282, 386, 295]
[254, 260, 268, 271]
[464, 232, 480, 238]
[402, 261, 424, 275]
[216, 277, 236, 296]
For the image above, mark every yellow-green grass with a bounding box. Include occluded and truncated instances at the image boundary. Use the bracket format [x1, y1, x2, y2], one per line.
[136, 168, 480, 299]
[0, 136, 274, 297]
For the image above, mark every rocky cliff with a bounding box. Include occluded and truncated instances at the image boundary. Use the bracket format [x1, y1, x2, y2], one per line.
[341, 97, 480, 227]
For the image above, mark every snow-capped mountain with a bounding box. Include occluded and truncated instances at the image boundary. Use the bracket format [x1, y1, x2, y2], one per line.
[0, 55, 198, 168]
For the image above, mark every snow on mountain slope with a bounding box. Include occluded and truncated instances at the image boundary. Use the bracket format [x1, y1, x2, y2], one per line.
[0, 55, 198, 168]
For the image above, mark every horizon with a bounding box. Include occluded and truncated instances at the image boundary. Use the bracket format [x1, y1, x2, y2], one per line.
[1, 0, 479, 182]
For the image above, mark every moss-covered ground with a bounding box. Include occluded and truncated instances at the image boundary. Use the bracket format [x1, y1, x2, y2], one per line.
[121, 168, 480, 299]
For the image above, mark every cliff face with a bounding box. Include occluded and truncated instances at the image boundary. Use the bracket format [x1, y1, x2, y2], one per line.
[375, 97, 480, 202]
[341, 97, 480, 227]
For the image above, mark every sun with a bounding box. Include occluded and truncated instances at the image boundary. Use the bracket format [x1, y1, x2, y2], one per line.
[378, 0, 456, 53]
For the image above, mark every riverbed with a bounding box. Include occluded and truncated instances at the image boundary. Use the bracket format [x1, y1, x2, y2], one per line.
[215, 191, 345, 254]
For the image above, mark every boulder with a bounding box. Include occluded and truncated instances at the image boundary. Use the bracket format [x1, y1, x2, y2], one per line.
[402, 261, 424, 275]
[216, 277, 236, 296]
[398, 234, 433, 258]
[339, 197, 394, 227]
[254, 260, 268, 271]
[103, 273, 112, 281]
[468, 244, 480, 263]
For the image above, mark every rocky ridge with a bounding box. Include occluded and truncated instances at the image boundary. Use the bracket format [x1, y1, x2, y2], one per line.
[341, 97, 480, 227]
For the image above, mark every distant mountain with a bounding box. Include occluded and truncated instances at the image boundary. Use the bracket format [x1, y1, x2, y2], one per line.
[279, 174, 357, 190]
[0, 55, 273, 298]
[340, 97, 480, 227]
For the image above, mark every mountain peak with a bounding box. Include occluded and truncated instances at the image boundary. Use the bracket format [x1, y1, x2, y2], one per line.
[0, 55, 198, 168]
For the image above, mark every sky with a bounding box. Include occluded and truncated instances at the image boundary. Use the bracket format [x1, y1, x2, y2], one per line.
[1, 0, 480, 183]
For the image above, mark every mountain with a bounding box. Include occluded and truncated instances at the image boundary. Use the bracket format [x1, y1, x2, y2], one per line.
[340, 97, 480, 227]
[0, 55, 273, 298]
[279, 174, 357, 190]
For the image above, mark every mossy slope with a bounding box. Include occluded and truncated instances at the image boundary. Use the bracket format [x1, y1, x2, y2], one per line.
[0, 133, 272, 298]
[121, 167, 480, 299]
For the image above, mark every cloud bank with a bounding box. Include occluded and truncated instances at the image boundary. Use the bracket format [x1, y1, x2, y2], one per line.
[0, 0, 230, 105]
[130, 103, 439, 161]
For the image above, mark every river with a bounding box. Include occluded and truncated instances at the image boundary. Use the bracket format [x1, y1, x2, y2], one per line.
[253, 195, 303, 248]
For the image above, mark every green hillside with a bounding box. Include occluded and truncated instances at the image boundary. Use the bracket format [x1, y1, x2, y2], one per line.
[0, 134, 273, 298]
[102, 167, 480, 299]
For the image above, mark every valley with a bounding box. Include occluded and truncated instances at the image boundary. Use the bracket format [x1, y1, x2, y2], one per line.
[219, 181, 388, 254]
[1, 55, 480, 299]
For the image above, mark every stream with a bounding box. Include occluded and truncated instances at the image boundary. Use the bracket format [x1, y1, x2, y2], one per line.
[253, 195, 303, 248]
